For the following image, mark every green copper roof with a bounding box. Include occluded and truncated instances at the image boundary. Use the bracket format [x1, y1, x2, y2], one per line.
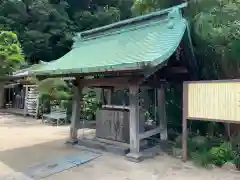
[12, 61, 48, 78]
[33, 3, 187, 76]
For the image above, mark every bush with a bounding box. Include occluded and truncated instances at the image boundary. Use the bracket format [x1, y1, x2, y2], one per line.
[233, 155, 240, 170]
[209, 142, 233, 166]
[61, 100, 73, 122]
[81, 90, 101, 120]
[205, 135, 225, 149]
[187, 136, 213, 167]
[232, 142, 240, 169]
[190, 150, 212, 168]
[174, 134, 235, 168]
[39, 93, 51, 115]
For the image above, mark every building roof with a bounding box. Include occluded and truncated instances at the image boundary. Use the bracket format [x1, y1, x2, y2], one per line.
[33, 3, 188, 77]
[12, 61, 48, 78]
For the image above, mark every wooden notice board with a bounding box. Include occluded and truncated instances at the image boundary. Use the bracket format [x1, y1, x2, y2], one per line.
[182, 80, 240, 161]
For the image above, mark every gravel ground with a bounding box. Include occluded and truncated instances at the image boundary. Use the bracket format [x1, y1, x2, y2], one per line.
[0, 113, 239, 180]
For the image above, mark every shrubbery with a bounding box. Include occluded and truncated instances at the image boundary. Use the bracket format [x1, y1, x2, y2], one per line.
[174, 134, 240, 170]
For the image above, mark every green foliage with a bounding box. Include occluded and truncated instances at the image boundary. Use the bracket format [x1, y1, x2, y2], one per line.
[38, 78, 71, 99]
[209, 142, 233, 166]
[82, 90, 101, 120]
[0, 31, 24, 75]
[59, 90, 101, 121]
[38, 79, 101, 121]
[165, 84, 182, 140]
[0, 0, 131, 63]
[190, 150, 212, 168]
[131, 0, 171, 16]
[60, 99, 73, 121]
[39, 93, 51, 114]
[130, 0, 240, 79]
[233, 150, 240, 169]
[73, 7, 120, 30]
[231, 133, 240, 168]
[38, 78, 72, 115]
[188, 0, 240, 78]
[175, 135, 235, 168]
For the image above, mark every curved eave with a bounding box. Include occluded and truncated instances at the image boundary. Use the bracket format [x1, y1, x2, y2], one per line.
[33, 10, 187, 77]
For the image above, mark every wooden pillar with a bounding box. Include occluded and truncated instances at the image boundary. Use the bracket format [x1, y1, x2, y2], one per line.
[182, 83, 188, 162]
[35, 94, 40, 119]
[67, 81, 82, 144]
[102, 88, 113, 105]
[24, 85, 28, 116]
[126, 85, 142, 162]
[158, 85, 168, 140]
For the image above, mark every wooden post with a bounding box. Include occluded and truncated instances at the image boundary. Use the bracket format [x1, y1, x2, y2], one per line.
[101, 88, 105, 105]
[35, 94, 40, 119]
[182, 83, 188, 162]
[158, 85, 168, 140]
[23, 85, 28, 116]
[102, 88, 113, 105]
[126, 85, 141, 162]
[182, 117, 188, 162]
[67, 81, 82, 144]
[102, 89, 109, 105]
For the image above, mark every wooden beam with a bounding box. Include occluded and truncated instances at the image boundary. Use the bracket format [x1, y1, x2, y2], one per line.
[101, 105, 130, 110]
[140, 61, 168, 85]
[165, 66, 188, 74]
[138, 127, 161, 140]
[78, 76, 142, 87]
[23, 84, 37, 88]
[36, 69, 144, 80]
[79, 76, 168, 88]
[143, 79, 167, 88]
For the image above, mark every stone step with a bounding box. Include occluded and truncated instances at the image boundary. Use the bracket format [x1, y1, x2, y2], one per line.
[78, 138, 130, 155]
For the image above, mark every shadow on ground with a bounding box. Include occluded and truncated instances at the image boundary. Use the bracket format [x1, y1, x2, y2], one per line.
[0, 113, 42, 128]
[0, 139, 79, 174]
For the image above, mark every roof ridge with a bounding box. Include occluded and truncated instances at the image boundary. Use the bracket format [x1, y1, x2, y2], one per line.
[73, 18, 169, 46]
[74, 2, 187, 41]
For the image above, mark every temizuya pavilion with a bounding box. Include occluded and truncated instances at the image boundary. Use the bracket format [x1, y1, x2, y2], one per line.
[33, 3, 195, 162]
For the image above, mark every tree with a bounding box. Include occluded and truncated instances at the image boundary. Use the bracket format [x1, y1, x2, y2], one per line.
[0, 30, 24, 108]
[188, 0, 240, 79]
[131, 0, 240, 79]
[132, 0, 240, 136]
[37, 77, 72, 115]
[131, 0, 171, 15]
[0, 0, 130, 64]
[0, 31, 24, 76]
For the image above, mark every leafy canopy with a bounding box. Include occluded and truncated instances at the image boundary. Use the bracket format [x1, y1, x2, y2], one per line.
[0, 0, 132, 64]
[189, 0, 240, 78]
[131, 0, 240, 79]
[38, 78, 72, 100]
[0, 31, 24, 76]
[131, 0, 171, 16]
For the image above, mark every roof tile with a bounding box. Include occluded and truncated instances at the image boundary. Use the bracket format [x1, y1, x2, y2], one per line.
[34, 5, 187, 76]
